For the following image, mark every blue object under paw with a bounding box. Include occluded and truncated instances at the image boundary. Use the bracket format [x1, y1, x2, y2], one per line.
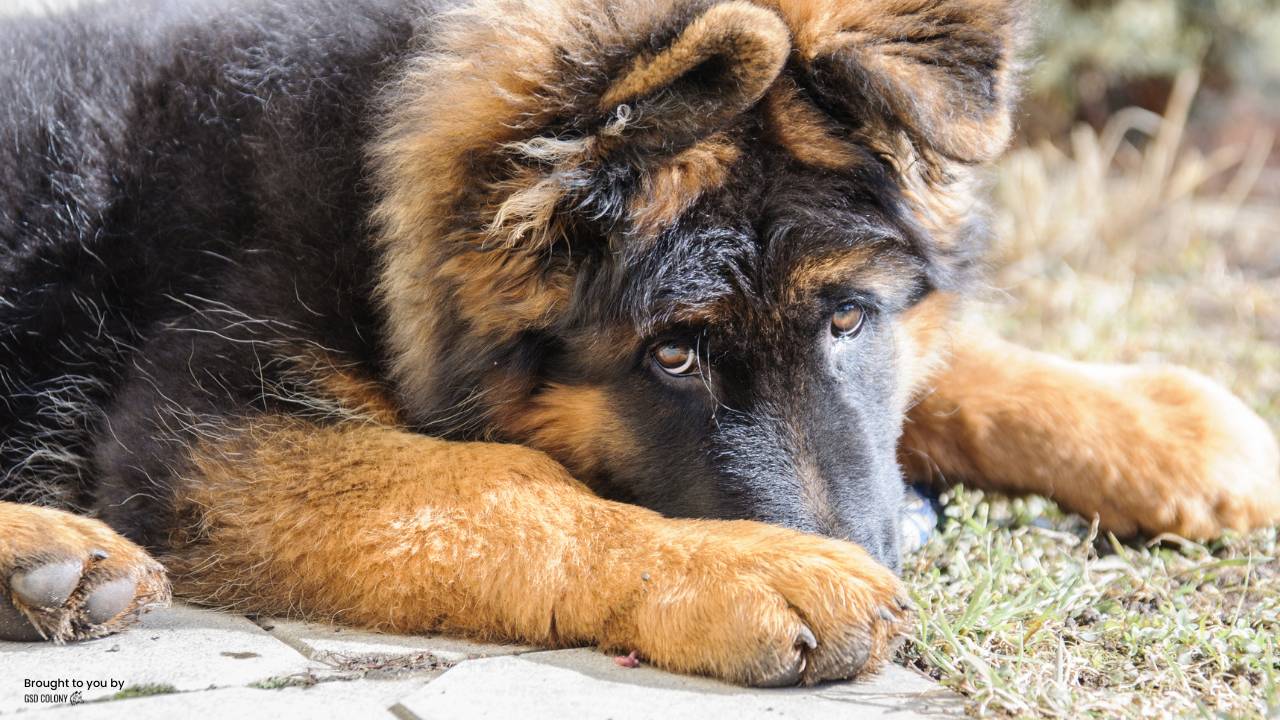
[900, 484, 939, 554]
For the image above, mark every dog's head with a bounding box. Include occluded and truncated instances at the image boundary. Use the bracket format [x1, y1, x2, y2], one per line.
[373, 0, 1025, 570]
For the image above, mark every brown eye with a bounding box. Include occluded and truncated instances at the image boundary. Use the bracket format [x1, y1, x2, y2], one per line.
[831, 303, 866, 338]
[652, 342, 697, 376]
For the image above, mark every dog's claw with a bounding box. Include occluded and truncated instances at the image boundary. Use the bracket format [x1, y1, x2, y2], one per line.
[751, 624, 818, 687]
[878, 606, 895, 622]
[796, 623, 817, 651]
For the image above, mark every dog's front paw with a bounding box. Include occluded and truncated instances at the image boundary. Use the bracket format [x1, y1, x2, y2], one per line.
[1106, 365, 1280, 539]
[0, 503, 170, 642]
[611, 521, 909, 686]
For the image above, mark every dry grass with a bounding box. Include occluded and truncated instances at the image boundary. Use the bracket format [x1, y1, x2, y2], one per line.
[899, 70, 1280, 719]
[986, 70, 1279, 423]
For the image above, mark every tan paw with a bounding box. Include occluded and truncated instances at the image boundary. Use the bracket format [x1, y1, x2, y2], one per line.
[1097, 365, 1280, 539]
[611, 521, 909, 687]
[0, 503, 170, 642]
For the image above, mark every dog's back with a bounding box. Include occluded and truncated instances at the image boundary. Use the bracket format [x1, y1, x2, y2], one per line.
[0, 0, 414, 508]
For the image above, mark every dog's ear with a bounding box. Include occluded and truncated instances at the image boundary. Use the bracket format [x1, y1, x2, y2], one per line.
[779, 0, 1027, 165]
[472, 1, 792, 246]
[593, 2, 790, 154]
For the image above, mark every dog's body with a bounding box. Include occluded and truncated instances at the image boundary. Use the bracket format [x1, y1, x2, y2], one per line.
[2, 0, 1278, 686]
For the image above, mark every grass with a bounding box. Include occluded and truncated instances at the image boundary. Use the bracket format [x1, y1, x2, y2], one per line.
[898, 70, 1280, 718]
[105, 683, 178, 701]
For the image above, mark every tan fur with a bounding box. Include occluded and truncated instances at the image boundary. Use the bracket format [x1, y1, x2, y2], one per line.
[435, 249, 574, 340]
[495, 384, 637, 482]
[784, 247, 919, 307]
[312, 363, 403, 426]
[629, 136, 741, 237]
[900, 328, 1280, 539]
[167, 419, 907, 685]
[0, 503, 169, 641]
[600, 2, 789, 114]
[601, 2, 785, 108]
[762, 79, 859, 171]
[897, 158, 985, 252]
[767, 0, 1023, 164]
[893, 292, 959, 413]
[371, 0, 578, 403]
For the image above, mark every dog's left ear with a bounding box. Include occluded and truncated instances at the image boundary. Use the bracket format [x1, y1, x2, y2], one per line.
[781, 0, 1027, 165]
[594, 2, 791, 154]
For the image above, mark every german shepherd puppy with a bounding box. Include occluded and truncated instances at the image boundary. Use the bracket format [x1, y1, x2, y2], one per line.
[2, 0, 1278, 687]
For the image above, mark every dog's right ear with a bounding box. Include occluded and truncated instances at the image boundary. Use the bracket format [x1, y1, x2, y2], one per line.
[591, 2, 790, 154]
[776, 0, 1028, 167]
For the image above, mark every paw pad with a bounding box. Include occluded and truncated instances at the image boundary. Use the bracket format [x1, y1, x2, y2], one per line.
[0, 506, 170, 643]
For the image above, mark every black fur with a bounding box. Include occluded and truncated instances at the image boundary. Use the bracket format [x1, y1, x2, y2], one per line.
[1, 0, 416, 544]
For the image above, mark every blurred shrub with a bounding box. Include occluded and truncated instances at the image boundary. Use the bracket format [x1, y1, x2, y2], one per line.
[1024, 0, 1280, 139]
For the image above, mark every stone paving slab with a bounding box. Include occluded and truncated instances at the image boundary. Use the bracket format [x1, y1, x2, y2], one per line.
[258, 617, 534, 667]
[28, 680, 430, 720]
[0, 605, 325, 713]
[396, 649, 965, 720]
[2, 600, 968, 719]
[2, 601, 968, 719]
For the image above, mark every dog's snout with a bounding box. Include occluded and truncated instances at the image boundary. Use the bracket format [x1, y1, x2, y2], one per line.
[823, 512, 902, 573]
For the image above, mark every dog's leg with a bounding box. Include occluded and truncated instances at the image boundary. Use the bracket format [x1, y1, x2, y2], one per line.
[0, 502, 169, 642]
[900, 328, 1280, 538]
[163, 419, 907, 686]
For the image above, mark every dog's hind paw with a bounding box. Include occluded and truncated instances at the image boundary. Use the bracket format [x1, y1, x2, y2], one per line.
[1128, 366, 1280, 538]
[0, 503, 170, 642]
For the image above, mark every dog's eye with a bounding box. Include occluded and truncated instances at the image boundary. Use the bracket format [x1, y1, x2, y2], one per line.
[652, 342, 697, 376]
[831, 302, 866, 338]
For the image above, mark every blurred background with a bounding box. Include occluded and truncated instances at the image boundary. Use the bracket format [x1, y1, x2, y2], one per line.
[987, 0, 1280, 426]
[914, 9, 1280, 716]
